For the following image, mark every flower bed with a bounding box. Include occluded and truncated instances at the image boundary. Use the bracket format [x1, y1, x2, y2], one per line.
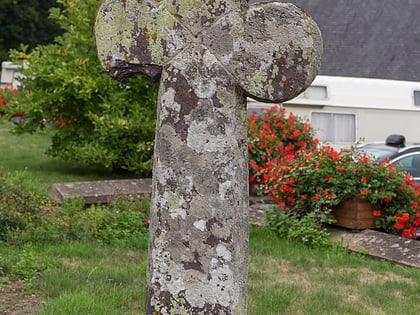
[247, 106, 420, 239]
[261, 145, 420, 238]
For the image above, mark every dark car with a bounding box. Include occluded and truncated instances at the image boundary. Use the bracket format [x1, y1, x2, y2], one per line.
[357, 134, 420, 183]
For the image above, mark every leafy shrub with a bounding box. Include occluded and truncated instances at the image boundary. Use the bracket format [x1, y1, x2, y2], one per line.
[247, 106, 318, 189]
[265, 208, 333, 248]
[263, 145, 420, 239]
[0, 171, 150, 245]
[249, 107, 420, 240]
[7, 0, 158, 175]
[0, 171, 56, 243]
[12, 243, 51, 283]
[94, 196, 150, 244]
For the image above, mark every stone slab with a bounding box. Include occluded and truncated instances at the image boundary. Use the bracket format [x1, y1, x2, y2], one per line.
[46, 178, 152, 205]
[328, 226, 420, 268]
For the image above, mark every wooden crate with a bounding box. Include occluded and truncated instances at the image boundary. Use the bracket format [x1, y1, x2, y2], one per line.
[331, 196, 375, 230]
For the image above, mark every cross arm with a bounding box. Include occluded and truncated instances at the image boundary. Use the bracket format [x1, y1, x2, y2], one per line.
[208, 1, 323, 103]
[94, 0, 189, 82]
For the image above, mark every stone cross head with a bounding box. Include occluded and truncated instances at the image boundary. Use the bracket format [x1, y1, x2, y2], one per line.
[95, 0, 322, 103]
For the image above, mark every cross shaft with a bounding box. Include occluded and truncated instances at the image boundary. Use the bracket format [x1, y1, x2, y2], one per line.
[95, 1, 322, 313]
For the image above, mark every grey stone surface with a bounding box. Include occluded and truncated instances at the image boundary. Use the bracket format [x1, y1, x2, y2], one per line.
[95, 1, 322, 314]
[329, 226, 420, 268]
[46, 178, 152, 205]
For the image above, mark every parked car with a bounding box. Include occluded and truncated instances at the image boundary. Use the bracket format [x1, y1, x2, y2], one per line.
[357, 134, 420, 183]
[247, 102, 279, 116]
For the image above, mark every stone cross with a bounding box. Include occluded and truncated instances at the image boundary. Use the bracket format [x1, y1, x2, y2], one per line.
[94, 0, 322, 313]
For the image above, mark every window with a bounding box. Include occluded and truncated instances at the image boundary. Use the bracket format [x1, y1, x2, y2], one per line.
[414, 91, 420, 106]
[310, 112, 356, 143]
[303, 85, 328, 100]
[392, 153, 420, 180]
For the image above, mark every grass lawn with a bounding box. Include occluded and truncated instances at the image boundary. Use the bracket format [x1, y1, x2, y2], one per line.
[2, 228, 420, 314]
[0, 119, 135, 192]
[2, 119, 420, 314]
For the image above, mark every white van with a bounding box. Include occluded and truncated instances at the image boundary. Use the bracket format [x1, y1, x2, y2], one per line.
[248, 75, 420, 148]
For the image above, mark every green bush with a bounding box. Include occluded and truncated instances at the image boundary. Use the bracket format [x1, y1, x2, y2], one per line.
[0, 171, 55, 243]
[94, 196, 150, 244]
[11, 243, 52, 283]
[265, 207, 333, 248]
[7, 0, 158, 176]
[0, 171, 150, 245]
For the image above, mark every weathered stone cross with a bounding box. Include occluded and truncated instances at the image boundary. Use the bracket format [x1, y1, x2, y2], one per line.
[95, 0, 322, 313]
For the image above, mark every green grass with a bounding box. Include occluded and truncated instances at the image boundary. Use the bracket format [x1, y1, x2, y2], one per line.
[0, 241, 148, 315]
[2, 228, 420, 314]
[0, 119, 135, 192]
[3, 118, 420, 314]
[248, 227, 420, 314]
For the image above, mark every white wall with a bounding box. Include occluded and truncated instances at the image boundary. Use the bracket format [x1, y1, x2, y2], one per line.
[1, 61, 21, 88]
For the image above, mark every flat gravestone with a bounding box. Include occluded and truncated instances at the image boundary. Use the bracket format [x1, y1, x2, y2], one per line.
[47, 178, 152, 205]
[329, 227, 420, 268]
[95, 0, 322, 313]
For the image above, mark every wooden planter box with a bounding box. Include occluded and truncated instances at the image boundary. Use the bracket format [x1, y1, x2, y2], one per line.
[331, 196, 376, 230]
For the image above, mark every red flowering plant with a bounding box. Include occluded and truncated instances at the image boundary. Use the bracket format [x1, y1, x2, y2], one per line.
[0, 84, 19, 115]
[262, 144, 420, 239]
[247, 105, 318, 191]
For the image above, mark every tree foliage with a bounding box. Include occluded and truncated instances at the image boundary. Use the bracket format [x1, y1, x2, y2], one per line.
[0, 0, 62, 62]
[8, 0, 158, 176]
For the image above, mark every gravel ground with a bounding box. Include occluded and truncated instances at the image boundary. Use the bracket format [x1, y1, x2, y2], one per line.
[0, 280, 41, 315]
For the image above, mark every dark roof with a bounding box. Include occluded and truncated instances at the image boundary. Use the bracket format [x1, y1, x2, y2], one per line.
[249, 0, 420, 82]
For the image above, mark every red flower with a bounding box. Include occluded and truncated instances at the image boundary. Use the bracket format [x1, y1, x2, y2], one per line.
[401, 229, 413, 238]
[394, 221, 405, 230]
[396, 213, 410, 222]
[373, 210, 381, 217]
[280, 184, 293, 193]
[313, 194, 320, 202]
[360, 176, 367, 183]
[411, 227, 418, 238]
[286, 177, 295, 184]
[359, 156, 369, 163]
[261, 173, 269, 183]
[146, 218, 151, 225]
[322, 189, 332, 199]
[336, 165, 345, 171]
[359, 189, 368, 195]
[383, 195, 393, 203]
